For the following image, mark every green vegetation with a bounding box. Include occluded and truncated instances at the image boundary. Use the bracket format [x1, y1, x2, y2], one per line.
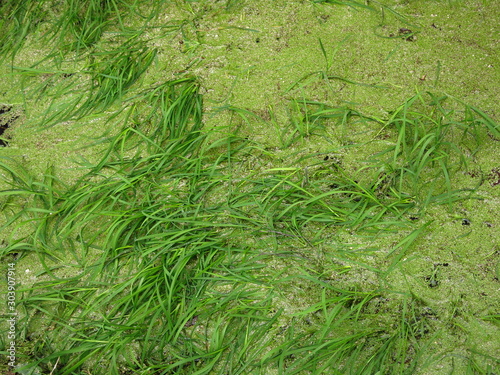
[0, 0, 499, 374]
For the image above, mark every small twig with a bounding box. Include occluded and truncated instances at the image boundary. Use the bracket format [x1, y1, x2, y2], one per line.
[49, 357, 60, 375]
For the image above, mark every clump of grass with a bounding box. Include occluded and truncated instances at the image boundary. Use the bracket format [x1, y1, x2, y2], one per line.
[255, 274, 443, 375]
[366, 91, 498, 209]
[0, 1, 48, 61]
[11, 40, 158, 132]
[0, 0, 148, 62]
[1, 78, 283, 374]
[271, 97, 372, 148]
[32, 41, 157, 127]
[51, 0, 128, 52]
[78, 42, 157, 117]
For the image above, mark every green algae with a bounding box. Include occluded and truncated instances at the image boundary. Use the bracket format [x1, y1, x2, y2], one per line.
[0, 0, 499, 374]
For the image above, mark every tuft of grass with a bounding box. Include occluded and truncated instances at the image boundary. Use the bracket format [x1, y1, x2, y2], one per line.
[0, 0, 152, 62]
[1, 78, 284, 374]
[366, 91, 496, 210]
[0, 0, 48, 62]
[35, 42, 157, 127]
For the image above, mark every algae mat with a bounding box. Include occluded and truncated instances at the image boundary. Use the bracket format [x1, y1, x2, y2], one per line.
[0, 0, 499, 374]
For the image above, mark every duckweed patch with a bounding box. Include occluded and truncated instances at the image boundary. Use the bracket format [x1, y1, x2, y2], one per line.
[1, 0, 499, 374]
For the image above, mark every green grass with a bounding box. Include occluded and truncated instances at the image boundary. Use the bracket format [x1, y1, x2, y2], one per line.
[0, 0, 499, 374]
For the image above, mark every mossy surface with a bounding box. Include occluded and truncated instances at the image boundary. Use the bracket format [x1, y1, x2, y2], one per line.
[0, 0, 498, 374]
